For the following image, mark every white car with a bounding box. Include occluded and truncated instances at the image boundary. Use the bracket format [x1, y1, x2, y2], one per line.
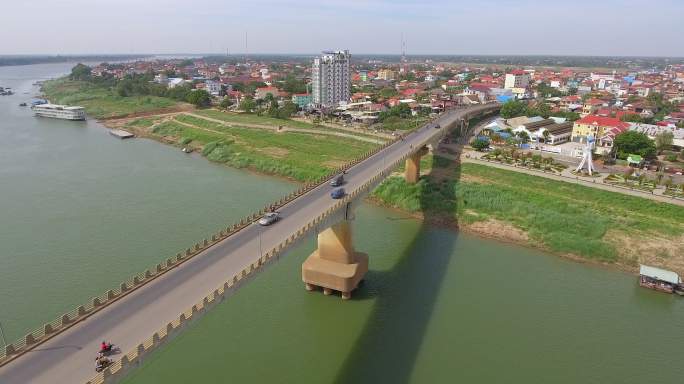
[258, 212, 280, 226]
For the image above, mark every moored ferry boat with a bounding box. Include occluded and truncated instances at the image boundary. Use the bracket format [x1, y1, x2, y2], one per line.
[31, 104, 86, 121]
[639, 264, 682, 295]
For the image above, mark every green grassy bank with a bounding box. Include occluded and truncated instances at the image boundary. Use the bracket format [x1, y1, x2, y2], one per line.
[41, 78, 181, 119]
[373, 157, 684, 272]
[128, 116, 377, 182]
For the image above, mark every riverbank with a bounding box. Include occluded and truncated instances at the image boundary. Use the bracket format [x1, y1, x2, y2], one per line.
[372, 156, 684, 276]
[41, 78, 191, 119]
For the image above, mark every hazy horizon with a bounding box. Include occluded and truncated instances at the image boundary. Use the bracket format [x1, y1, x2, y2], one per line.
[2, 0, 683, 57]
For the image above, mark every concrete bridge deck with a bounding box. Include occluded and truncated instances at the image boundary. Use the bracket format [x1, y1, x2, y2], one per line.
[0, 104, 498, 384]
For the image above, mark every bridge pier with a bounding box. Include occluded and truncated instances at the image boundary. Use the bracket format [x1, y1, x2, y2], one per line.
[405, 145, 429, 184]
[302, 219, 368, 300]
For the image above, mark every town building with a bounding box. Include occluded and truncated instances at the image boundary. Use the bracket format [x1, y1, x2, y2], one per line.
[292, 93, 313, 108]
[571, 115, 630, 154]
[504, 70, 530, 89]
[205, 80, 221, 96]
[377, 69, 397, 81]
[311, 50, 351, 107]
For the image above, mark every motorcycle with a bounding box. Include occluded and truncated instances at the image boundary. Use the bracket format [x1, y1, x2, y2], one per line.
[99, 343, 118, 356]
[95, 357, 112, 372]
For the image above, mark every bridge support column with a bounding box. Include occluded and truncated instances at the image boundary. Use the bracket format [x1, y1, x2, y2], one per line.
[405, 146, 429, 184]
[302, 220, 368, 300]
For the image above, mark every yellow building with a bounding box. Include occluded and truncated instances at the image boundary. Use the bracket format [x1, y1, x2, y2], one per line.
[377, 69, 397, 81]
[571, 115, 630, 153]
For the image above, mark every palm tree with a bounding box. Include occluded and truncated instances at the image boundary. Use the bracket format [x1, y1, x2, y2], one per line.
[542, 129, 551, 143]
[516, 131, 530, 144]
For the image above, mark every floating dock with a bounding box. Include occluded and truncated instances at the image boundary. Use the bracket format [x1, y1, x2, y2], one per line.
[109, 129, 134, 139]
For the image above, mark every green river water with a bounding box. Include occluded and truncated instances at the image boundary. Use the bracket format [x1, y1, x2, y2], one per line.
[1, 64, 683, 383]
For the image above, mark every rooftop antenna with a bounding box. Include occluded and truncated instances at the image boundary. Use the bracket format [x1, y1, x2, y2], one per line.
[244, 31, 249, 64]
[400, 33, 408, 73]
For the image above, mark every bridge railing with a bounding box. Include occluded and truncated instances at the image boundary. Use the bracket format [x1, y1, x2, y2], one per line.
[0, 105, 496, 369]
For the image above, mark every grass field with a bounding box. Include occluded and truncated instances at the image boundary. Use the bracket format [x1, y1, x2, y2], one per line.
[373, 157, 684, 270]
[143, 117, 377, 181]
[41, 78, 180, 119]
[193, 110, 318, 130]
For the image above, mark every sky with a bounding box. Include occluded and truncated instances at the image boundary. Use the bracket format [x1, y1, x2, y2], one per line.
[1, 0, 683, 57]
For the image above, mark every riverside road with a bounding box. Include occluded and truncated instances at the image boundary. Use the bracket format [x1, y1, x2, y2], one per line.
[0, 104, 498, 384]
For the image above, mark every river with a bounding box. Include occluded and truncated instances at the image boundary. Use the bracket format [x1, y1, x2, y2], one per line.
[1, 64, 683, 383]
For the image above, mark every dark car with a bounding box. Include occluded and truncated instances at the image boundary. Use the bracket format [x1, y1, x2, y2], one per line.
[330, 174, 344, 187]
[330, 188, 345, 199]
[433, 123, 441, 129]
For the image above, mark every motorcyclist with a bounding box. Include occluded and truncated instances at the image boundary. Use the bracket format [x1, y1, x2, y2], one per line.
[100, 341, 112, 352]
[95, 354, 111, 371]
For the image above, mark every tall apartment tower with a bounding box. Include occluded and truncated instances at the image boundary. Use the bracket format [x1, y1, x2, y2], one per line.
[312, 50, 351, 107]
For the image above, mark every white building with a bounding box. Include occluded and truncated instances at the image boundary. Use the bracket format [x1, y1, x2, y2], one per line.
[312, 50, 351, 107]
[167, 78, 187, 88]
[504, 71, 530, 89]
[205, 80, 221, 96]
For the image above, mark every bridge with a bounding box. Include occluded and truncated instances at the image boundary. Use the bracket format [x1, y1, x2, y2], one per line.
[0, 104, 499, 384]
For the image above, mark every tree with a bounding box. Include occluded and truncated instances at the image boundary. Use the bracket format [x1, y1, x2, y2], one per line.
[528, 102, 551, 118]
[276, 101, 298, 119]
[542, 130, 550, 143]
[471, 137, 490, 151]
[654, 131, 674, 153]
[70, 63, 92, 81]
[378, 87, 398, 99]
[549, 111, 580, 121]
[280, 75, 307, 94]
[516, 131, 530, 144]
[500, 99, 528, 119]
[378, 103, 412, 121]
[186, 89, 212, 108]
[239, 96, 256, 113]
[536, 82, 562, 98]
[620, 113, 644, 123]
[613, 131, 657, 160]
[266, 96, 279, 117]
[219, 97, 233, 109]
[166, 84, 192, 101]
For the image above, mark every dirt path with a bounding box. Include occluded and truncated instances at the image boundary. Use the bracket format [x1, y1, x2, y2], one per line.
[185, 113, 385, 144]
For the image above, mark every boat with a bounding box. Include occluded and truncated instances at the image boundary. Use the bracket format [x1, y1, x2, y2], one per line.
[639, 265, 682, 295]
[31, 99, 48, 106]
[182, 147, 192, 153]
[31, 104, 86, 121]
[19, 102, 27, 107]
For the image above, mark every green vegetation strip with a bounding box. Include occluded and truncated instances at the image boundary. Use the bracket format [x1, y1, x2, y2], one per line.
[373, 159, 684, 262]
[149, 117, 377, 181]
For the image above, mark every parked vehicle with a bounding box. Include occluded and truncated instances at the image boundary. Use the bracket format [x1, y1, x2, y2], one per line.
[433, 123, 441, 129]
[330, 174, 344, 187]
[258, 212, 280, 226]
[330, 188, 345, 199]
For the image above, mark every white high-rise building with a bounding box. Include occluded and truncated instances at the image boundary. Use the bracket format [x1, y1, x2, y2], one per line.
[312, 50, 351, 107]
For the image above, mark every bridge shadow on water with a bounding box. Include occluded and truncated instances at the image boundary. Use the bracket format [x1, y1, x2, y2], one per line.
[334, 141, 464, 384]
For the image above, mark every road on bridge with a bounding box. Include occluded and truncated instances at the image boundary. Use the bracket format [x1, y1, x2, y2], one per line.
[0, 105, 496, 384]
